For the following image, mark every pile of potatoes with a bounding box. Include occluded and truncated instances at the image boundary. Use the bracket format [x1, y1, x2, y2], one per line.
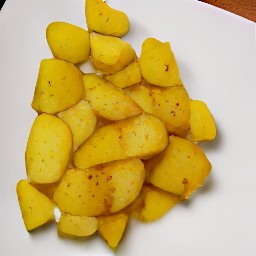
[16, 0, 216, 250]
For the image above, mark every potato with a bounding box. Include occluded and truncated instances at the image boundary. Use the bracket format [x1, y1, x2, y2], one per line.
[25, 113, 72, 183]
[90, 33, 136, 74]
[124, 83, 154, 114]
[126, 83, 191, 137]
[46, 22, 90, 64]
[86, 0, 129, 37]
[53, 158, 145, 216]
[16, 180, 55, 231]
[83, 73, 141, 120]
[97, 213, 129, 249]
[32, 58, 84, 114]
[32, 182, 59, 199]
[189, 99, 217, 141]
[131, 185, 181, 222]
[57, 100, 97, 151]
[145, 135, 211, 199]
[74, 113, 168, 169]
[104, 61, 142, 88]
[58, 214, 98, 237]
[140, 38, 182, 87]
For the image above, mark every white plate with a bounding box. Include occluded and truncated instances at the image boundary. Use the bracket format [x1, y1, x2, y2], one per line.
[1, 0, 256, 255]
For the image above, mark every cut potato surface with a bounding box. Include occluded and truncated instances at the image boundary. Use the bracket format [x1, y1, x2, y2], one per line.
[74, 113, 168, 169]
[25, 113, 72, 183]
[46, 21, 90, 64]
[97, 213, 129, 248]
[16, 180, 55, 231]
[146, 135, 211, 199]
[140, 38, 182, 87]
[58, 214, 98, 237]
[32, 58, 84, 114]
[90, 33, 136, 74]
[54, 158, 145, 216]
[86, 0, 130, 37]
[57, 100, 97, 151]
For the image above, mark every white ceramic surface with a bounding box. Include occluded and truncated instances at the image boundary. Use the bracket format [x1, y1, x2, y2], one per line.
[0, 0, 255, 255]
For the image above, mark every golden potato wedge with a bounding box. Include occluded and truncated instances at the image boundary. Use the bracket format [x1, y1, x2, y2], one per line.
[16, 180, 55, 231]
[105, 61, 142, 88]
[90, 33, 136, 74]
[145, 135, 211, 199]
[131, 185, 181, 222]
[83, 73, 141, 120]
[98, 213, 129, 249]
[189, 99, 217, 141]
[46, 22, 90, 64]
[126, 83, 191, 137]
[32, 182, 59, 199]
[57, 100, 97, 151]
[140, 38, 182, 87]
[25, 113, 72, 183]
[58, 214, 98, 237]
[32, 58, 84, 114]
[74, 113, 168, 169]
[53, 158, 145, 216]
[86, 0, 129, 37]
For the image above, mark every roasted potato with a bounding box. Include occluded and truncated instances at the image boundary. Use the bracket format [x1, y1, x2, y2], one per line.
[83, 73, 141, 120]
[145, 135, 211, 199]
[54, 158, 145, 216]
[140, 38, 182, 87]
[57, 100, 97, 151]
[46, 21, 90, 64]
[97, 213, 129, 249]
[105, 61, 142, 88]
[16, 180, 55, 231]
[131, 185, 181, 222]
[126, 83, 191, 137]
[74, 113, 168, 169]
[25, 113, 72, 184]
[58, 214, 98, 237]
[90, 33, 136, 74]
[86, 0, 129, 37]
[32, 58, 84, 114]
[189, 99, 217, 141]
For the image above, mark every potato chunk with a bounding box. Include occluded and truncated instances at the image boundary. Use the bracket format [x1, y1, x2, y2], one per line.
[53, 159, 145, 216]
[126, 83, 191, 137]
[145, 135, 211, 199]
[83, 73, 141, 120]
[57, 100, 97, 151]
[74, 113, 168, 169]
[16, 180, 55, 231]
[25, 113, 72, 183]
[58, 214, 98, 237]
[98, 213, 129, 249]
[131, 185, 181, 222]
[140, 38, 182, 87]
[90, 33, 136, 74]
[189, 99, 217, 141]
[46, 22, 90, 64]
[105, 61, 142, 88]
[32, 58, 84, 114]
[86, 0, 129, 37]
